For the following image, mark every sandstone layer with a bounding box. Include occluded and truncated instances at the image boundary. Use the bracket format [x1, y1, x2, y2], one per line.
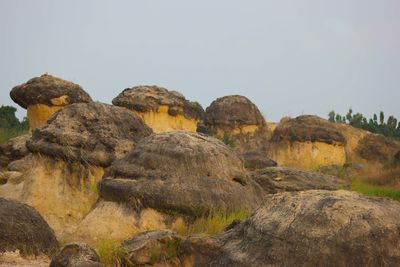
[10, 74, 92, 130]
[269, 115, 347, 169]
[113, 85, 201, 133]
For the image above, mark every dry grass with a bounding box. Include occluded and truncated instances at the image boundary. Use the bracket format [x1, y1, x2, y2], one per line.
[96, 239, 131, 267]
[172, 209, 250, 236]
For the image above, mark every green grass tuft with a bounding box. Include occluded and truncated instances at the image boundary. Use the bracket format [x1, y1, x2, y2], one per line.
[173, 209, 250, 236]
[351, 181, 400, 201]
[96, 239, 132, 267]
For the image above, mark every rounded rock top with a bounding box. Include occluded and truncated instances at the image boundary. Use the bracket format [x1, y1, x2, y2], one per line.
[205, 95, 266, 128]
[112, 85, 201, 120]
[271, 115, 346, 144]
[10, 73, 92, 109]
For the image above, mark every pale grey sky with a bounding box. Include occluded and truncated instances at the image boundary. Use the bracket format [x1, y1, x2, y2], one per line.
[0, 0, 399, 122]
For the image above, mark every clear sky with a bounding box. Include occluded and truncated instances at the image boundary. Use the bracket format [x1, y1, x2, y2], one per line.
[0, 0, 399, 122]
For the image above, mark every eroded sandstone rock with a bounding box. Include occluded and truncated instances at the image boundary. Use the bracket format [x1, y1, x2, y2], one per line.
[50, 243, 103, 267]
[0, 134, 30, 169]
[252, 167, 349, 193]
[10, 74, 92, 130]
[0, 197, 58, 256]
[269, 115, 347, 169]
[99, 131, 263, 216]
[205, 95, 270, 155]
[0, 102, 152, 241]
[113, 85, 201, 133]
[121, 190, 400, 267]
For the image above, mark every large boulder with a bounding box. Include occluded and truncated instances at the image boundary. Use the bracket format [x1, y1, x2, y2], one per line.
[0, 197, 58, 256]
[252, 167, 349, 193]
[269, 115, 347, 169]
[50, 243, 103, 267]
[112, 85, 201, 133]
[122, 190, 400, 266]
[10, 74, 92, 130]
[99, 131, 263, 216]
[27, 102, 152, 167]
[204, 95, 270, 155]
[356, 133, 400, 164]
[0, 102, 153, 241]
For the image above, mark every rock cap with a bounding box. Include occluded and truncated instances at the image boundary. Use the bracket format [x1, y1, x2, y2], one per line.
[10, 74, 92, 109]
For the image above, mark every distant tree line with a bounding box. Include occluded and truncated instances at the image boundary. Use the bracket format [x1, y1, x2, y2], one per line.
[328, 109, 400, 138]
[0, 105, 29, 143]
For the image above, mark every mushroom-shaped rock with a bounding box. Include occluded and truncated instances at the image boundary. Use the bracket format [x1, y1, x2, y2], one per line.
[112, 85, 201, 133]
[99, 131, 263, 215]
[0, 102, 152, 241]
[122, 190, 400, 266]
[269, 115, 347, 169]
[0, 197, 58, 255]
[10, 74, 92, 130]
[50, 243, 103, 267]
[204, 95, 269, 154]
[27, 102, 152, 167]
[252, 167, 349, 193]
[356, 133, 400, 164]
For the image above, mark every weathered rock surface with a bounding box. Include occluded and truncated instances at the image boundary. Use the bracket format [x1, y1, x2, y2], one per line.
[113, 85, 201, 133]
[252, 167, 349, 193]
[0, 134, 30, 169]
[0, 197, 58, 255]
[242, 151, 277, 170]
[269, 115, 347, 169]
[50, 243, 103, 267]
[204, 95, 270, 156]
[99, 131, 263, 216]
[122, 190, 400, 267]
[27, 102, 152, 167]
[10, 74, 92, 130]
[205, 95, 266, 130]
[356, 133, 400, 164]
[0, 103, 152, 242]
[10, 74, 92, 109]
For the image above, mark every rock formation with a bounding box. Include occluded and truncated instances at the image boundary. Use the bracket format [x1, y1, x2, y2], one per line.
[204, 95, 270, 155]
[356, 133, 400, 164]
[252, 167, 349, 193]
[121, 190, 400, 266]
[10, 74, 92, 130]
[0, 102, 152, 241]
[112, 85, 201, 133]
[50, 243, 103, 267]
[0, 134, 30, 170]
[0, 197, 58, 256]
[76, 131, 263, 244]
[269, 115, 347, 169]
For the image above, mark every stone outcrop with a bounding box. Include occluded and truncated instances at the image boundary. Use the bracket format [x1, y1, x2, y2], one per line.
[252, 167, 349, 193]
[50, 243, 103, 267]
[0, 134, 30, 170]
[76, 131, 262, 244]
[0, 197, 58, 256]
[121, 190, 400, 267]
[27, 102, 152, 167]
[0, 102, 152, 241]
[356, 133, 400, 164]
[112, 85, 201, 133]
[269, 115, 347, 169]
[204, 95, 270, 154]
[99, 131, 262, 215]
[241, 151, 277, 170]
[10, 74, 92, 130]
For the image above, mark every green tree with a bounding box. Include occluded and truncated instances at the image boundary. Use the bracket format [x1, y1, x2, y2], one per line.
[328, 111, 335, 122]
[0, 105, 20, 128]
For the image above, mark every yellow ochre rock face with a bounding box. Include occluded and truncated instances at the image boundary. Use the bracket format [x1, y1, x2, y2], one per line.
[269, 141, 346, 170]
[212, 124, 259, 137]
[133, 105, 198, 133]
[27, 103, 63, 130]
